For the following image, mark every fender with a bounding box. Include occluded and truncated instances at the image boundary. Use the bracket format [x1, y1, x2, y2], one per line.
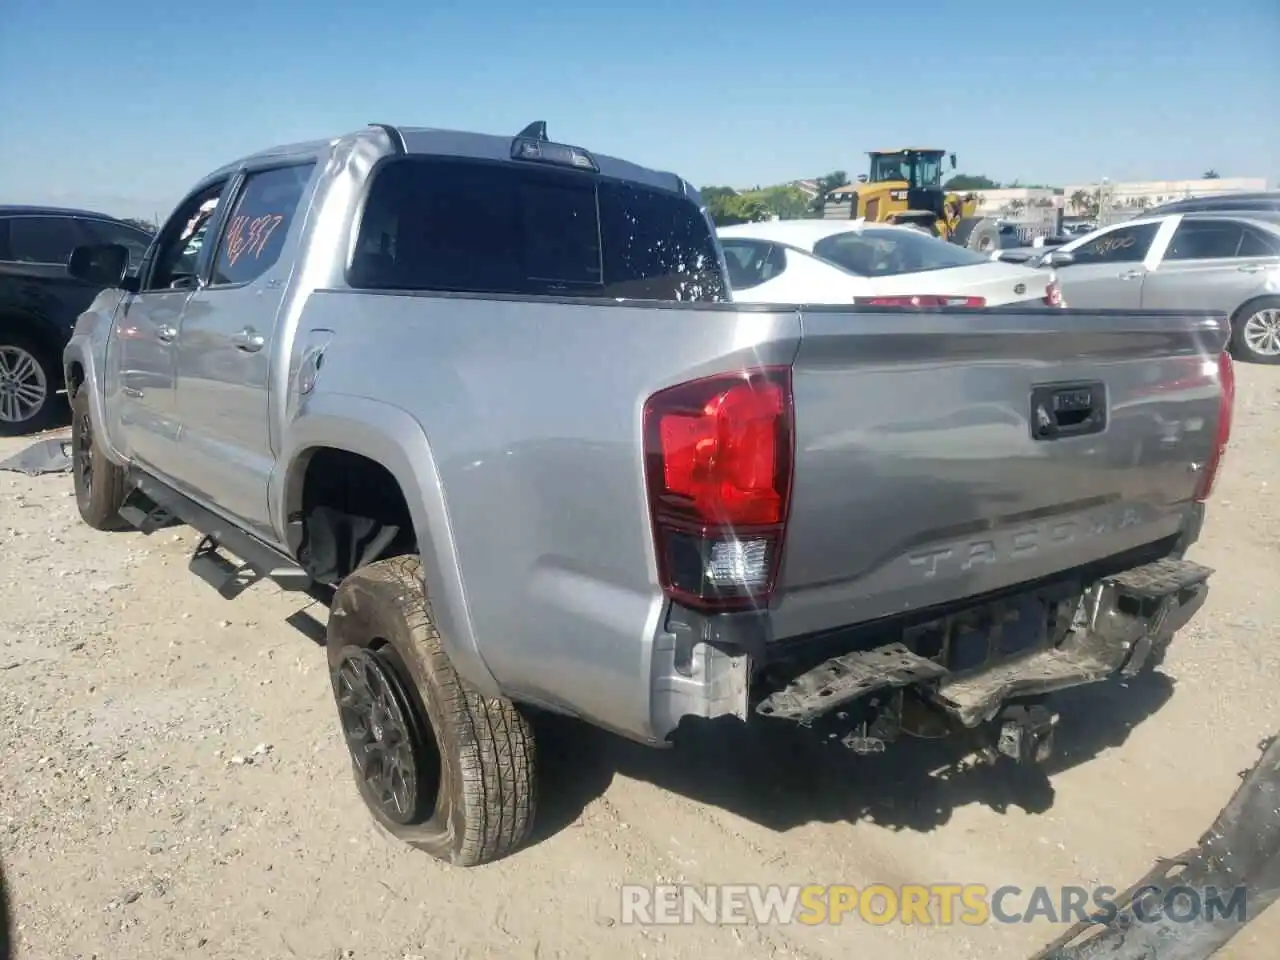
[61, 292, 131, 466]
[271, 392, 501, 697]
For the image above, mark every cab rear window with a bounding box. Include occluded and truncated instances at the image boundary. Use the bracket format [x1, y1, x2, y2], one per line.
[349, 156, 727, 302]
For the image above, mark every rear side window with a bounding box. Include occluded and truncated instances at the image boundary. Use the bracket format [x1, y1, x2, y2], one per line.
[720, 239, 786, 290]
[1165, 220, 1245, 260]
[210, 163, 315, 286]
[4, 216, 84, 264]
[813, 228, 990, 277]
[1239, 225, 1280, 256]
[1067, 222, 1161, 265]
[350, 157, 727, 301]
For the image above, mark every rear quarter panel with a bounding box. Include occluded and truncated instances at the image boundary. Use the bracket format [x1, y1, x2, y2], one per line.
[288, 291, 800, 739]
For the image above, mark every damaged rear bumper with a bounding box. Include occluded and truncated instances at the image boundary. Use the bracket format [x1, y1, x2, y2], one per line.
[756, 557, 1212, 733]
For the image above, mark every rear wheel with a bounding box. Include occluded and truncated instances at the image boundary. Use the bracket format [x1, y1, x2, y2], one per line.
[1230, 297, 1280, 365]
[326, 555, 537, 865]
[0, 334, 62, 436]
[70, 385, 129, 530]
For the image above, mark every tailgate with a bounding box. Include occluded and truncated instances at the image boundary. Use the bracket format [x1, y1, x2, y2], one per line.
[771, 306, 1229, 639]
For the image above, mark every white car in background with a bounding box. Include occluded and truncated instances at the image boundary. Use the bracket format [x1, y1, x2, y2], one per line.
[718, 220, 1062, 307]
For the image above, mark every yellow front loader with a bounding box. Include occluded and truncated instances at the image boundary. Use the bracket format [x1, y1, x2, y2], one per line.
[822, 148, 1003, 252]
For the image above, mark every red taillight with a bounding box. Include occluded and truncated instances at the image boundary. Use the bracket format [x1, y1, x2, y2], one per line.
[643, 367, 794, 612]
[853, 295, 986, 308]
[1195, 351, 1235, 503]
[1044, 279, 1065, 307]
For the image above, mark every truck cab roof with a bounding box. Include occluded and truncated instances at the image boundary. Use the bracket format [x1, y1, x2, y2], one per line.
[198, 123, 693, 202]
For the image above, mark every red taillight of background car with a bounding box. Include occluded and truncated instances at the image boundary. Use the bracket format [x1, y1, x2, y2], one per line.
[1195, 350, 1235, 503]
[642, 367, 794, 612]
[853, 295, 986, 307]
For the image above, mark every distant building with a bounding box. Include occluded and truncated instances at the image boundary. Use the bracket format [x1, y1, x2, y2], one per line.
[965, 187, 1061, 218]
[1063, 176, 1269, 216]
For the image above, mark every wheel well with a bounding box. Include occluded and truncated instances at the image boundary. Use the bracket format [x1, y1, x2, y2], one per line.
[1230, 294, 1280, 322]
[294, 448, 418, 585]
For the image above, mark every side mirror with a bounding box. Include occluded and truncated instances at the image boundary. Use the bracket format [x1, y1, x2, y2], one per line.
[949, 153, 957, 169]
[67, 243, 130, 288]
[856, 174, 868, 183]
[1042, 250, 1075, 269]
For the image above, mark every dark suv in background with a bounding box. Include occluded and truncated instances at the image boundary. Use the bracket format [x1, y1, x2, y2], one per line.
[1143, 190, 1280, 217]
[0, 205, 153, 435]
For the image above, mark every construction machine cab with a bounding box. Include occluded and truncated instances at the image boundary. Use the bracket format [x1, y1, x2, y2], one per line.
[866, 148, 954, 190]
[823, 147, 996, 251]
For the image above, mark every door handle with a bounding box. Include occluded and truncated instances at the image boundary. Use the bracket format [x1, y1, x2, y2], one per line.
[1118, 269, 1145, 280]
[156, 324, 178, 342]
[232, 327, 266, 353]
[1237, 264, 1267, 274]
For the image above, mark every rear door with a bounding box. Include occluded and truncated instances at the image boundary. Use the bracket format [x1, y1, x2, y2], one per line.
[171, 160, 316, 539]
[1140, 217, 1280, 312]
[1052, 219, 1170, 308]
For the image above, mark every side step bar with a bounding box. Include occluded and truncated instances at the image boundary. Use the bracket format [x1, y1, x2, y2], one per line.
[121, 471, 310, 599]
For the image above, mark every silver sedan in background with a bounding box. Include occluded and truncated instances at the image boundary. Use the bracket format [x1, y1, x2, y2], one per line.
[1039, 211, 1280, 364]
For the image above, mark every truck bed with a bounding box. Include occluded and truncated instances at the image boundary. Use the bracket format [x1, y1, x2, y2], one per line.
[291, 292, 1227, 741]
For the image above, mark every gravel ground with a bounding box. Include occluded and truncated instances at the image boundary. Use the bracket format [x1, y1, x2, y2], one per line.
[1, 366, 1277, 960]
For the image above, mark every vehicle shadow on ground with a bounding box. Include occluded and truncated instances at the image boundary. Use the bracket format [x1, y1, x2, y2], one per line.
[528, 669, 1176, 847]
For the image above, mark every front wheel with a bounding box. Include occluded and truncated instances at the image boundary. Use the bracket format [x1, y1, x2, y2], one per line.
[70, 385, 129, 530]
[326, 555, 537, 866]
[1230, 297, 1280, 365]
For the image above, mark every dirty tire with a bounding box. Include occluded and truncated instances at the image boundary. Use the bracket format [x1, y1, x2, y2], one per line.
[952, 217, 1002, 253]
[326, 555, 536, 866]
[70, 385, 129, 531]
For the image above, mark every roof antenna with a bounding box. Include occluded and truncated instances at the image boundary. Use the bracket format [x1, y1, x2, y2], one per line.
[516, 121, 548, 142]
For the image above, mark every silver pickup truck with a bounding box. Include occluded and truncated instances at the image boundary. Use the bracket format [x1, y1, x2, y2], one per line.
[63, 121, 1234, 867]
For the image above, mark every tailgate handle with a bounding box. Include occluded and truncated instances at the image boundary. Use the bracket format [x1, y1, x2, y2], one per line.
[1031, 381, 1106, 441]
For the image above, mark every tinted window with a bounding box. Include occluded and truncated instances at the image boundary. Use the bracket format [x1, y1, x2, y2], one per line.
[210, 164, 314, 286]
[5, 216, 84, 264]
[79, 219, 153, 270]
[1067, 222, 1161, 265]
[1239, 225, 1280, 257]
[813, 227, 990, 277]
[720, 239, 786, 290]
[350, 157, 727, 301]
[1165, 220, 1245, 260]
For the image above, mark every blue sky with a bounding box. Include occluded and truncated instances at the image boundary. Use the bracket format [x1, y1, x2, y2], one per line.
[1, 0, 1276, 220]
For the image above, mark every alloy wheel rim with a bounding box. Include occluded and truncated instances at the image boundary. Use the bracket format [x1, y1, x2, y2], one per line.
[1243, 308, 1280, 357]
[0, 346, 48, 424]
[333, 647, 423, 824]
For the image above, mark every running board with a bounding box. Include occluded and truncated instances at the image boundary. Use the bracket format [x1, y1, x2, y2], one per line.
[121, 473, 310, 598]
